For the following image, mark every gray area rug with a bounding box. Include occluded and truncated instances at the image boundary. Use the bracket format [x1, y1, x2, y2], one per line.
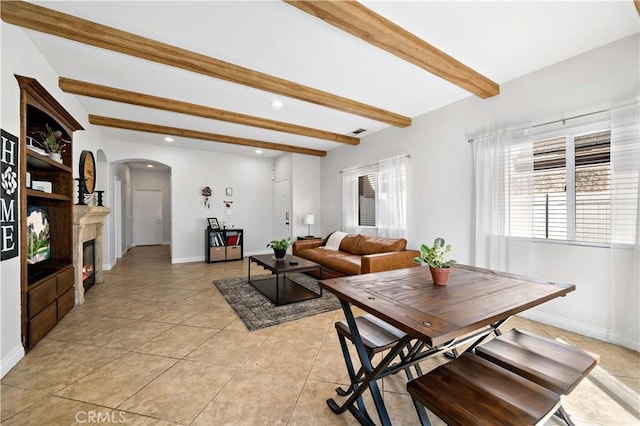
[212, 273, 341, 330]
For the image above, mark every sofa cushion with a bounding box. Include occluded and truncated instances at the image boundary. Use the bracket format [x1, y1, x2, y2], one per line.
[353, 235, 407, 255]
[339, 234, 361, 253]
[296, 248, 348, 264]
[322, 254, 362, 276]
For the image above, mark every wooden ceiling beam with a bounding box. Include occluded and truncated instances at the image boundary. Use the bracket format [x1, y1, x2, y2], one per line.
[59, 78, 358, 145]
[88, 115, 327, 157]
[285, 1, 500, 99]
[2, 1, 411, 127]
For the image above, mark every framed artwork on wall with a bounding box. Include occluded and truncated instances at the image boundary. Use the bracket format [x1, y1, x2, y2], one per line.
[208, 217, 220, 230]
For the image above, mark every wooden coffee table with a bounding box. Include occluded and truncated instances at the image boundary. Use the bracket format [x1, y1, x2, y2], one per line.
[248, 254, 323, 306]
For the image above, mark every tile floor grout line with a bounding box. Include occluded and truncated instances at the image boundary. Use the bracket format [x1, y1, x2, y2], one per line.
[112, 356, 182, 418]
[185, 363, 242, 425]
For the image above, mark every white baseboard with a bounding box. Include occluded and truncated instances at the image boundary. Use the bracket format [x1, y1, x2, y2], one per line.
[520, 310, 640, 351]
[1, 344, 24, 378]
[171, 256, 203, 264]
[608, 331, 640, 353]
[244, 250, 271, 257]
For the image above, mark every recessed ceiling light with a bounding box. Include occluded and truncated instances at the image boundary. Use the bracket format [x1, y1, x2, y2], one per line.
[270, 100, 283, 109]
[255, 149, 263, 154]
[146, 164, 154, 168]
[164, 137, 174, 142]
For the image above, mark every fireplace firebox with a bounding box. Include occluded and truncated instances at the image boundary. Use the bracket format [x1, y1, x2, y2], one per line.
[83, 239, 96, 291]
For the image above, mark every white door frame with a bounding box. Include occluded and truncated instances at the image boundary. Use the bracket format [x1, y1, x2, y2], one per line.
[274, 179, 291, 241]
[114, 178, 123, 258]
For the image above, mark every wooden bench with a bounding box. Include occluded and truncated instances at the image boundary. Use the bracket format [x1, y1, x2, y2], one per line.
[475, 328, 600, 425]
[334, 314, 408, 397]
[407, 352, 561, 426]
[332, 314, 411, 424]
[335, 313, 406, 354]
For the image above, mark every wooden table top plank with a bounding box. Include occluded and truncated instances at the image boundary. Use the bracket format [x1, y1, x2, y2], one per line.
[320, 264, 574, 347]
[321, 274, 461, 343]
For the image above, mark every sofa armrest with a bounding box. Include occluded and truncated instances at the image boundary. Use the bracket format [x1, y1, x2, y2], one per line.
[293, 239, 324, 256]
[361, 250, 420, 274]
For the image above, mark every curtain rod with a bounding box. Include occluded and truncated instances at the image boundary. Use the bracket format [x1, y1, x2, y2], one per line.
[339, 153, 410, 173]
[532, 108, 609, 129]
[467, 107, 610, 143]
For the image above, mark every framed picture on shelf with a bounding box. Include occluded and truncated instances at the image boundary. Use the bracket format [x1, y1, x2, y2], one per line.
[208, 217, 220, 230]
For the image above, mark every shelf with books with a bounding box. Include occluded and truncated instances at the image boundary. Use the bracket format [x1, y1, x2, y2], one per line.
[205, 228, 244, 263]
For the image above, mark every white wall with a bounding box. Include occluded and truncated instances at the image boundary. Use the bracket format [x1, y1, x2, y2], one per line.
[321, 34, 640, 349]
[1, 22, 110, 376]
[292, 154, 322, 238]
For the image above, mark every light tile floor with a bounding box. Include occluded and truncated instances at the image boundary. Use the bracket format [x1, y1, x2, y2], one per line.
[2, 246, 638, 425]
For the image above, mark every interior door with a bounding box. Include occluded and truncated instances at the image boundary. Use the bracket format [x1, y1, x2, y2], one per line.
[133, 189, 163, 246]
[274, 179, 291, 241]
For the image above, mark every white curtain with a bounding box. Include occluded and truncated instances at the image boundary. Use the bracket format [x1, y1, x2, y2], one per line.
[342, 168, 359, 234]
[609, 102, 640, 347]
[377, 155, 408, 239]
[473, 127, 533, 271]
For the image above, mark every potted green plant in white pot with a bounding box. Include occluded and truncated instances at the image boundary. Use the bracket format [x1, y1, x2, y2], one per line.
[38, 123, 69, 163]
[266, 238, 291, 261]
[414, 237, 456, 285]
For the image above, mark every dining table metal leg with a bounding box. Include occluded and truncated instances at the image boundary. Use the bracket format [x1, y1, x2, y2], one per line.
[333, 327, 375, 422]
[327, 300, 412, 426]
[334, 332, 370, 396]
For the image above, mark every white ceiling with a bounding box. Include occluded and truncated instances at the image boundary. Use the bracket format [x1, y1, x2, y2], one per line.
[21, 1, 640, 158]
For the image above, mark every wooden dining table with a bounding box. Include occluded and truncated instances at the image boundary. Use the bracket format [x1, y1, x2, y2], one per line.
[319, 264, 575, 426]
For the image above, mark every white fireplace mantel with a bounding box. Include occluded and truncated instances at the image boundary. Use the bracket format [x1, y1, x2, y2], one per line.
[73, 205, 110, 304]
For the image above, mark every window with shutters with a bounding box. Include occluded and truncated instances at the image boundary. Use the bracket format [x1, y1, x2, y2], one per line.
[358, 172, 377, 227]
[575, 130, 611, 243]
[533, 136, 567, 240]
[526, 128, 613, 243]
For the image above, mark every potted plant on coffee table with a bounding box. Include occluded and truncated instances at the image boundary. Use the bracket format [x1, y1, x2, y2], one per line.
[267, 238, 291, 261]
[413, 237, 456, 285]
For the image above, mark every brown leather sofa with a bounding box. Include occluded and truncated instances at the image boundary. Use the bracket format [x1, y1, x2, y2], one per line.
[293, 234, 420, 279]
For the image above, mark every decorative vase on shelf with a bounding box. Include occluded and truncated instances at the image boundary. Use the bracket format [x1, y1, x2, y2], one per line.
[429, 266, 451, 286]
[49, 152, 62, 163]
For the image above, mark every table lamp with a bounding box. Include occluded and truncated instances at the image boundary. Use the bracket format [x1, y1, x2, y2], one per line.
[303, 214, 315, 237]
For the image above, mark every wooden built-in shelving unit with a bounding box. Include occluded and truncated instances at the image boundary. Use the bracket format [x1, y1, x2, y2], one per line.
[16, 75, 83, 350]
